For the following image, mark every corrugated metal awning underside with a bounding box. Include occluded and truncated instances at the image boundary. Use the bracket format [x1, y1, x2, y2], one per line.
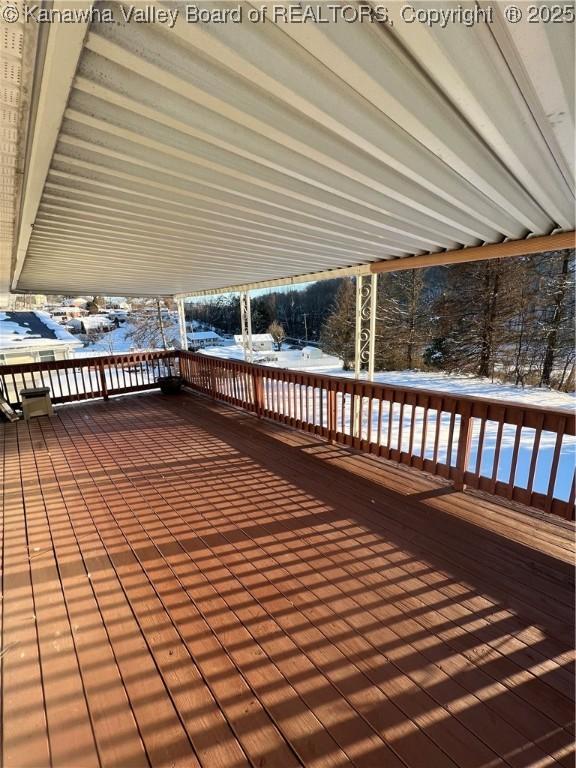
[10, 1, 576, 296]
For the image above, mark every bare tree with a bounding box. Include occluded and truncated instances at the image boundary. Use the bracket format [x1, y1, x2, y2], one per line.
[86, 295, 105, 314]
[268, 320, 286, 351]
[540, 250, 573, 387]
[127, 300, 178, 350]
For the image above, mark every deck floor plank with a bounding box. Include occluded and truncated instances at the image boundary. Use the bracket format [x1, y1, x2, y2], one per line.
[2, 426, 51, 767]
[50, 413, 319, 768]
[197, 404, 574, 666]
[101, 400, 570, 767]
[26, 421, 151, 768]
[37, 418, 205, 768]
[1, 392, 574, 768]
[20, 421, 100, 768]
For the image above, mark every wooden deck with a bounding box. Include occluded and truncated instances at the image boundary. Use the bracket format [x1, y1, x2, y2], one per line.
[2, 391, 574, 768]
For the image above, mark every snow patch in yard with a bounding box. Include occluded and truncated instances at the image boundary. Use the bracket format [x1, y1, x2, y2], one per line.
[74, 322, 152, 355]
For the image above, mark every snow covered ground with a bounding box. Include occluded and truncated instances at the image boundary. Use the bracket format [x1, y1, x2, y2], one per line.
[201, 343, 575, 410]
[73, 322, 144, 355]
[319, 369, 575, 411]
[254, 373, 574, 501]
[199, 346, 574, 502]
[200, 343, 344, 370]
[257, 379, 574, 500]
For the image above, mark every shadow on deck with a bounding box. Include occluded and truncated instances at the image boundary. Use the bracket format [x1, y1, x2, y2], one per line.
[2, 391, 574, 768]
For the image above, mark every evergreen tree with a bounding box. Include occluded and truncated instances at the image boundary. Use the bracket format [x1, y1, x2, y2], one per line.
[320, 278, 356, 369]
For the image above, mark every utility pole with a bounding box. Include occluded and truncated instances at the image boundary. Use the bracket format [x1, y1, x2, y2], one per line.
[302, 313, 308, 343]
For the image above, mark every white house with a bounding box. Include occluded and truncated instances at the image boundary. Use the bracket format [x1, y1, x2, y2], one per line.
[74, 314, 116, 334]
[0, 311, 83, 365]
[188, 330, 225, 349]
[301, 345, 323, 360]
[49, 305, 87, 323]
[234, 333, 275, 352]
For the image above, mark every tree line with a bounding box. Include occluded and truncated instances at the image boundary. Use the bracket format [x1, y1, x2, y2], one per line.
[185, 279, 343, 341]
[186, 249, 575, 391]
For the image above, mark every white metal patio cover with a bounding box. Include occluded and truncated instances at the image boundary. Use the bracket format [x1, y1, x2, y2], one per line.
[1, 0, 574, 298]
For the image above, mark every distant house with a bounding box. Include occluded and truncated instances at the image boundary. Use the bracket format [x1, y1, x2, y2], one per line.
[301, 345, 323, 359]
[187, 330, 224, 349]
[49, 305, 87, 323]
[74, 314, 116, 334]
[234, 333, 275, 352]
[107, 309, 129, 323]
[0, 311, 83, 365]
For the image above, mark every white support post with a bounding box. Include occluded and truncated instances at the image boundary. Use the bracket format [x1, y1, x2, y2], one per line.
[240, 291, 253, 362]
[354, 273, 378, 380]
[367, 273, 377, 381]
[354, 275, 363, 380]
[176, 297, 188, 350]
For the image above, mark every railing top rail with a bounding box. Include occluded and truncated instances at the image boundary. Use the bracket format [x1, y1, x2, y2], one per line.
[0, 349, 573, 424]
[0, 349, 175, 373]
[180, 351, 576, 422]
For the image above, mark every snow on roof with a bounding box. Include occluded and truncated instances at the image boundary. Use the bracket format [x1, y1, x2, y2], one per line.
[233, 333, 274, 343]
[187, 331, 223, 340]
[0, 311, 82, 351]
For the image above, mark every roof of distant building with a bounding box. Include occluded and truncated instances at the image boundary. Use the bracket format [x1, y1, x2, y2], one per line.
[234, 333, 274, 343]
[0, 311, 82, 351]
[187, 331, 223, 340]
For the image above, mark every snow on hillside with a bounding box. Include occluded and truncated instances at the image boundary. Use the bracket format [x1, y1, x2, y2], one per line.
[202, 343, 575, 410]
[321, 369, 576, 412]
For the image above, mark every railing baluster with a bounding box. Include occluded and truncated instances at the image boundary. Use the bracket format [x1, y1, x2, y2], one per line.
[386, 396, 393, 451]
[312, 379, 316, 428]
[420, 398, 429, 461]
[506, 417, 524, 499]
[446, 408, 457, 467]
[367, 388, 373, 446]
[475, 414, 487, 477]
[454, 402, 473, 491]
[526, 414, 544, 500]
[545, 417, 566, 513]
[490, 413, 506, 493]
[432, 402, 442, 465]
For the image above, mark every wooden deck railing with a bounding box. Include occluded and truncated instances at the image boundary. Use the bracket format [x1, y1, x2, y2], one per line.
[0, 349, 573, 519]
[0, 350, 177, 407]
[179, 352, 575, 520]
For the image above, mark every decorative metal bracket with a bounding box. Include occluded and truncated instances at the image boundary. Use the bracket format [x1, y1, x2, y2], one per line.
[354, 274, 377, 380]
[240, 291, 253, 362]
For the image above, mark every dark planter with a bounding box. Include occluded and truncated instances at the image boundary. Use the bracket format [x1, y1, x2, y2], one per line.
[157, 375, 183, 395]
